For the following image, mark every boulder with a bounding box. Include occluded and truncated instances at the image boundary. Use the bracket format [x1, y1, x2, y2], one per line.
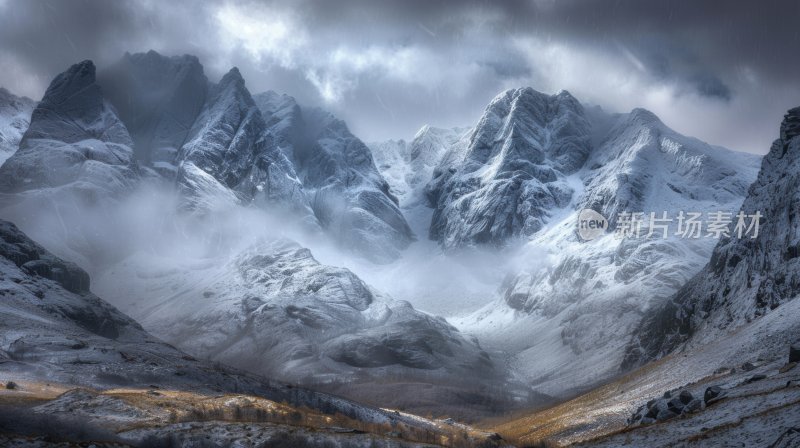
[704, 385, 725, 404]
[790, 342, 800, 363]
[745, 374, 767, 384]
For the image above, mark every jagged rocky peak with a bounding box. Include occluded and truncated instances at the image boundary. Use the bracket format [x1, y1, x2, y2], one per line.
[98, 50, 208, 171]
[0, 60, 136, 195]
[622, 105, 800, 368]
[177, 67, 314, 222]
[426, 87, 589, 249]
[253, 90, 305, 161]
[466, 87, 590, 174]
[21, 60, 131, 147]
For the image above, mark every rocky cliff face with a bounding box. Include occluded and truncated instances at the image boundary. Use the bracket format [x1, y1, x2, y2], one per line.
[99, 50, 208, 174]
[253, 92, 414, 262]
[623, 106, 800, 368]
[426, 88, 590, 249]
[0, 60, 137, 198]
[176, 69, 314, 222]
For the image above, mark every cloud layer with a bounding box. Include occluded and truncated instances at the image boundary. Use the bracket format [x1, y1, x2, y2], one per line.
[1, 0, 798, 153]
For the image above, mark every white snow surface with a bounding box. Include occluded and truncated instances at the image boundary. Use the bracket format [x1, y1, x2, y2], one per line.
[0, 88, 34, 166]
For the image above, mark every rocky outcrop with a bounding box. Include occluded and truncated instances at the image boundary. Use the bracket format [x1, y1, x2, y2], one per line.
[0, 219, 140, 342]
[628, 389, 703, 425]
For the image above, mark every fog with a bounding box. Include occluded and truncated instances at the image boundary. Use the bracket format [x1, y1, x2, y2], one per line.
[0, 182, 532, 319]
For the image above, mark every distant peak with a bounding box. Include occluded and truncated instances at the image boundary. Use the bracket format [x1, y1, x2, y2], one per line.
[628, 107, 662, 125]
[220, 66, 245, 86]
[41, 60, 97, 104]
[70, 59, 96, 77]
[123, 50, 203, 70]
[413, 124, 432, 139]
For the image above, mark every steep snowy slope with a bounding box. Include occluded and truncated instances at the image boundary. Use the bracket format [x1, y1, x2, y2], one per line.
[254, 91, 414, 262]
[450, 89, 760, 396]
[0, 60, 137, 198]
[0, 88, 34, 166]
[427, 88, 590, 249]
[0, 218, 216, 388]
[625, 106, 800, 367]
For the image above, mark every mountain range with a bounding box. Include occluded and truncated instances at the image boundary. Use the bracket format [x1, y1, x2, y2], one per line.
[0, 50, 798, 447]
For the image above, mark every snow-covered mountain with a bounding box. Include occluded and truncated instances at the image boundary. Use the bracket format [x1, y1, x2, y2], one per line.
[93, 237, 495, 383]
[431, 88, 763, 396]
[371, 125, 469, 210]
[176, 68, 315, 223]
[427, 88, 590, 249]
[0, 88, 34, 166]
[624, 106, 800, 367]
[253, 91, 414, 262]
[0, 54, 494, 397]
[0, 60, 138, 199]
[101, 51, 412, 260]
[0, 218, 501, 447]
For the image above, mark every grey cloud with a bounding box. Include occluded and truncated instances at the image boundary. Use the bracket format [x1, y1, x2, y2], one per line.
[0, 0, 797, 153]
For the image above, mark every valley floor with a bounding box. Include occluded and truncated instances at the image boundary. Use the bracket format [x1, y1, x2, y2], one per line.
[0, 379, 506, 447]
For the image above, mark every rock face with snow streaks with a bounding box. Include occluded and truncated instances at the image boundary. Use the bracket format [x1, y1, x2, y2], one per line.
[426, 88, 590, 249]
[623, 106, 800, 367]
[253, 92, 414, 262]
[175, 68, 313, 220]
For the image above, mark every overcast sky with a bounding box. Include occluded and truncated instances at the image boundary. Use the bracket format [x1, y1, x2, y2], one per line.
[1, 0, 798, 153]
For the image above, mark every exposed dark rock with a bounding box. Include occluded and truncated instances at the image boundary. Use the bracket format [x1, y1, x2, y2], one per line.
[704, 385, 725, 404]
[745, 374, 767, 384]
[628, 389, 701, 426]
[790, 342, 800, 363]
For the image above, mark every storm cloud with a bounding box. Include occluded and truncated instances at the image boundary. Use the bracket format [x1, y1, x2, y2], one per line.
[0, 0, 798, 153]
